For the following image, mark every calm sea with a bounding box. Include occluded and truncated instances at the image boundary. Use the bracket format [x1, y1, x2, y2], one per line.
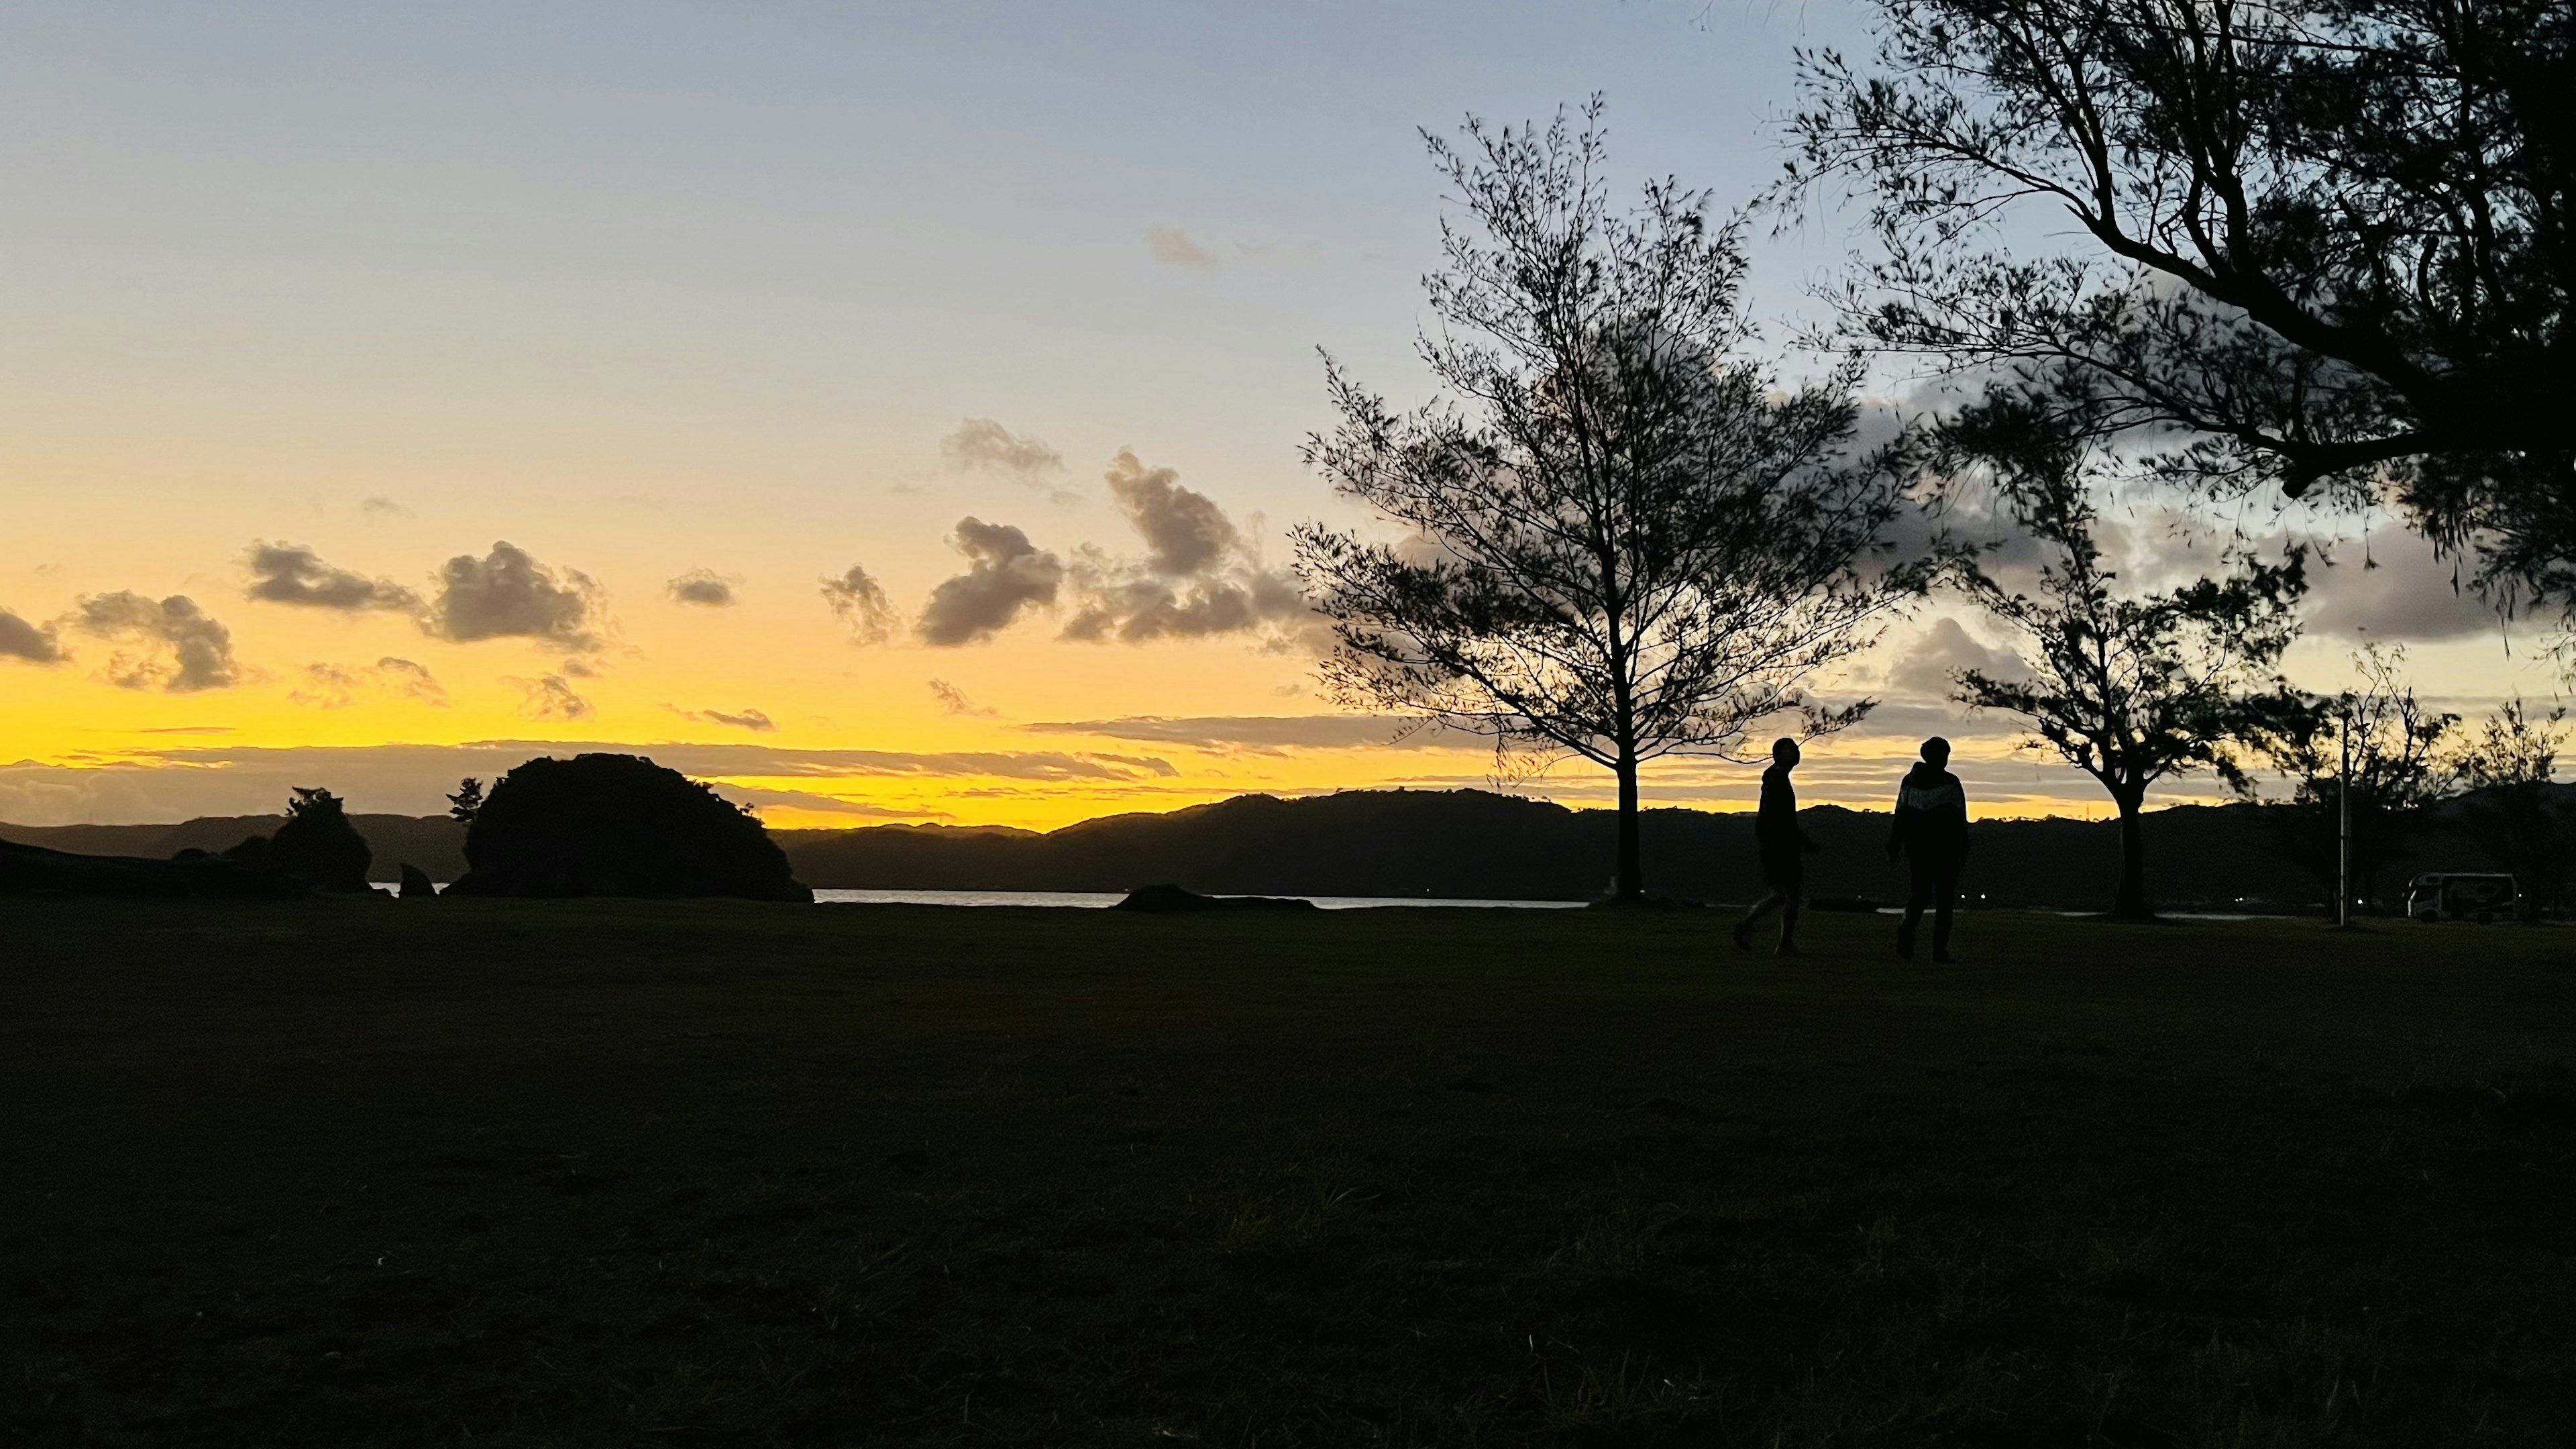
[812, 890, 1586, 910]
[372, 883, 1585, 909]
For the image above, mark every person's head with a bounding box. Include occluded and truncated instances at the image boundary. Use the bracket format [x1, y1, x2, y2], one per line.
[1771, 737, 1800, 769]
[1920, 737, 1951, 767]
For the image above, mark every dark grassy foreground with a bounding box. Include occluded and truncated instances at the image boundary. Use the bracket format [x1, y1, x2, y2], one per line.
[5, 902, 2574, 1446]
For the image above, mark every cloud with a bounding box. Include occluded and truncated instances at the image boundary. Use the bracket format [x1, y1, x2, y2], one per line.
[0, 740, 1191, 824]
[1022, 714, 1484, 754]
[1085, 752, 1183, 778]
[360, 496, 409, 518]
[928, 679, 997, 716]
[1102, 448, 1237, 576]
[918, 518, 1064, 646]
[288, 657, 448, 710]
[670, 705, 777, 733]
[2302, 533, 2504, 642]
[243, 541, 422, 612]
[1883, 616, 2029, 699]
[821, 563, 898, 645]
[665, 568, 739, 607]
[288, 663, 365, 709]
[427, 542, 603, 649]
[68, 592, 241, 692]
[0, 608, 65, 665]
[376, 657, 446, 703]
[511, 674, 592, 720]
[1059, 451, 1313, 646]
[1146, 227, 1218, 272]
[706, 786, 945, 819]
[943, 418, 1067, 483]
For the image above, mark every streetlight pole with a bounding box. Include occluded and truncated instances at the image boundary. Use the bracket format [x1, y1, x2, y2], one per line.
[2338, 706, 2353, 928]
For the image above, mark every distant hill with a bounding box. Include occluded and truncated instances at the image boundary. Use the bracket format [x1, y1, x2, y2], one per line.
[0, 815, 468, 881]
[775, 788, 2532, 911]
[5, 786, 2551, 908]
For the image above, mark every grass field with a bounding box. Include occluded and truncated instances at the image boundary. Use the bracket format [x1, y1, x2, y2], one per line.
[5, 900, 2573, 1446]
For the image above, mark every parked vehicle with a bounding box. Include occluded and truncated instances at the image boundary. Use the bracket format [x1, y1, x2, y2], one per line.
[2407, 873, 2518, 923]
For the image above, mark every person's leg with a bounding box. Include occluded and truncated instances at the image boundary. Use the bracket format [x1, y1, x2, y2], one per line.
[1733, 891, 1781, 949]
[1898, 855, 1929, 959]
[1931, 858, 1960, 961]
[1776, 873, 1804, 954]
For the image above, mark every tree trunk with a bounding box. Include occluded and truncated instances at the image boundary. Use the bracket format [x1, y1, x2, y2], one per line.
[2110, 792, 2151, 921]
[1614, 756, 1644, 902]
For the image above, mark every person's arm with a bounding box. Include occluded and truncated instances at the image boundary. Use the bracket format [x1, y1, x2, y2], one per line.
[1886, 788, 1909, 862]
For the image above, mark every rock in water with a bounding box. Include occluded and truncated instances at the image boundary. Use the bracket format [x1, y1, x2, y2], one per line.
[443, 753, 812, 902]
[398, 863, 437, 899]
[1112, 882, 1318, 912]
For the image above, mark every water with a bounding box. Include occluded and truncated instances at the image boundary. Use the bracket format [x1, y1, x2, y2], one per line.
[373, 883, 1585, 909]
[813, 889, 1587, 910]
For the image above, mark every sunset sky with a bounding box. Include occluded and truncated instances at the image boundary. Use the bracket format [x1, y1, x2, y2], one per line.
[0, 0, 2552, 831]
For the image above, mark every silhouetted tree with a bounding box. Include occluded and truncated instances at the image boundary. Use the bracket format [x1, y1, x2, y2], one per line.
[445, 753, 811, 902]
[227, 786, 374, 893]
[2449, 697, 2571, 919]
[1295, 103, 1933, 902]
[1944, 400, 2306, 920]
[1789, 0, 2574, 610]
[447, 777, 484, 825]
[2237, 648, 2457, 912]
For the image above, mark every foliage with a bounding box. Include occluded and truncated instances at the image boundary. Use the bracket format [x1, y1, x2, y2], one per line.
[2235, 647, 2459, 910]
[445, 777, 484, 826]
[226, 786, 374, 893]
[2449, 697, 2573, 916]
[445, 753, 810, 902]
[1294, 101, 1933, 899]
[1943, 397, 2307, 917]
[1788, 0, 2574, 609]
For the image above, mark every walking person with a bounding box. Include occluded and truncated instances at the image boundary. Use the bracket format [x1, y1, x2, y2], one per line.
[1735, 737, 1819, 955]
[1887, 737, 1970, 963]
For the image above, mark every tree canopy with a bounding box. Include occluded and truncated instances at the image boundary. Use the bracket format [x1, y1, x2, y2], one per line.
[1296, 103, 1933, 900]
[1943, 398, 2307, 918]
[1791, 0, 2572, 608]
[446, 754, 811, 903]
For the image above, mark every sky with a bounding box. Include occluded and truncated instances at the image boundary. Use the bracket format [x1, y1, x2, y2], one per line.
[0, 0, 2555, 831]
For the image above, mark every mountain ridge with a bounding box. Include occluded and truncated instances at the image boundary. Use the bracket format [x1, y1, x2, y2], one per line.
[5, 786, 2544, 910]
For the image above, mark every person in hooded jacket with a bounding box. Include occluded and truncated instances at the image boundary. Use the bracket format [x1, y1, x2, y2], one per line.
[1887, 737, 1970, 962]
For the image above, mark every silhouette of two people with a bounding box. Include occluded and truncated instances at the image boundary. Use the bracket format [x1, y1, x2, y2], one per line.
[1734, 737, 1820, 955]
[1888, 737, 1969, 963]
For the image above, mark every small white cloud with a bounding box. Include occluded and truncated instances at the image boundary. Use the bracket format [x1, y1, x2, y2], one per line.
[1145, 227, 1218, 272]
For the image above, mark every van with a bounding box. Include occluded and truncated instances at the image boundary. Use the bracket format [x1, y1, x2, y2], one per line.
[2406, 872, 2518, 923]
